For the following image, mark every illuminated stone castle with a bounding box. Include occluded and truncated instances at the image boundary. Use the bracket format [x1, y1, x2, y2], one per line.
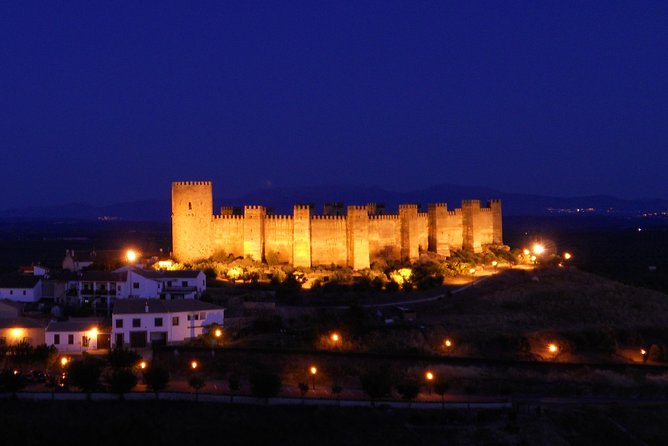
[172, 181, 503, 269]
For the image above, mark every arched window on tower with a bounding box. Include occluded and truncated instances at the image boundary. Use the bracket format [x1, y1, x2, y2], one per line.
[188, 202, 192, 210]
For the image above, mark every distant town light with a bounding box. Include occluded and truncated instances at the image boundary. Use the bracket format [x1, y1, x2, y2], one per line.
[530, 255, 537, 262]
[523, 249, 530, 256]
[563, 252, 572, 260]
[191, 360, 198, 370]
[310, 366, 317, 375]
[444, 338, 452, 348]
[126, 249, 138, 263]
[139, 361, 147, 370]
[548, 343, 558, 353]
[469, 268, 476, 275]
[641, 349, 647, 356]
[331, 333, 340, 342]
[491, 260, 498, 268]
[425, 371, 434, 381]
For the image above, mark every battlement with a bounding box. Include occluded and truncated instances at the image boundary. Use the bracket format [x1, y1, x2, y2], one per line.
[244, 205, 266, 211]
[294, 204, 313, 211]
[428, 203, 448, 209]
[172, 181, 212, 187]
[488, 199, 501, 205]
[312, 215, 346, 220]
[480, 207, 491, 213]
[418, 212, 428, 217]
[461, 199, 481, 206]
[369, 214, 399, 220]
[265, 214, 293, 220]
[213, 214, 243, 220]
[447, 209, 462, 216]
[399, 204, 419, 211]
[347, 205, 369, 212]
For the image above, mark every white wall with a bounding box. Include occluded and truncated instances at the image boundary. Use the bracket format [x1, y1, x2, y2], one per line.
[0, 284, 42, 302]
[46, 331, 99, 353]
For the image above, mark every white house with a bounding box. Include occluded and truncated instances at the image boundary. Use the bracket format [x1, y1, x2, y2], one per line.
[72, 268, 207, 307]
[45, 318, 111, 353]
[0, 317, 46, 347]
[0, 276, 43, 302]
[112, 299, 224, 349]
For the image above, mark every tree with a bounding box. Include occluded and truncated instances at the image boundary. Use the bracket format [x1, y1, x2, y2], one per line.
[298, 382, 309, 403]
[360, 369, 392, 406]
[188, 375, 205, 401]
[228, 372, 241, 403]
[68, 356, 103, 398]
[331, 383, 343, 405]
[107, 368, 137, 399]
[395, 378, 420, 408]
[433, 377, 450, 409]
[33, 344, 58, 371]
[9, 342, 34, 368]
[249, 370, 282, 402]
[0, 369, 27, 397]
[143, 363, 170, 399]
[108, 347, 141, 369]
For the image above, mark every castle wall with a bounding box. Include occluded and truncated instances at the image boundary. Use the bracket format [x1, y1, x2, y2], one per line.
[171, 181, 503, 269]
[311, 217, 347, 266]
[264, 215, 293, 264]
[172, 181, 214, 263]
[212, 216, 244, 257]
[368, 215, 401, 262]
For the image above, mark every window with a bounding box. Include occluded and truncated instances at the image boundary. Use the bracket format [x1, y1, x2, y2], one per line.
[132, 318, 140, 328]
[68, 334, 74, 345]
[188, 202, 192, 210]
[9, 290, 12, 295]
[133, 282, 140, 289]
[115, 319, 123, 328]
[187, 314, 191, 321]
[82, 336, 89, 347]
[182, 281, 188, 287]
[154, 317, 163, 327]
[194, 314, 199, 321]
[172, 316, 179, 326]
[167, 281, 172, 287]
[22, 290, 26, 295]
[54, 334, 60, 344]
[200, 312, 206, 321]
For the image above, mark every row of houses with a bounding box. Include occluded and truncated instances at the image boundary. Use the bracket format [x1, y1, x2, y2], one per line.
[0, 299, 225, 352]
[0, 267, 206, 306]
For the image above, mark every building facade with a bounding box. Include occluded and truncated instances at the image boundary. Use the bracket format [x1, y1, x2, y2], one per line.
[172, 181, 503, 268]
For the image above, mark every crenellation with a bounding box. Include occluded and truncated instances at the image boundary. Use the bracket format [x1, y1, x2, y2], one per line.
[172, 181, 502, 269]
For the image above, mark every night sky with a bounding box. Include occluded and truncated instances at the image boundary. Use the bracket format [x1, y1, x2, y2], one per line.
[1, 1, 667, 208]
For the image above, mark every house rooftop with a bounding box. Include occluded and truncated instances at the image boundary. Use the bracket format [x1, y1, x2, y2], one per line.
[0, 317, 46, 329]
[46, 318, 109, 333]
[124, 267, 203, 280]
[0, 275, 41, 289]
[113, 299, 222, 315]
[80, 271, 128, 282]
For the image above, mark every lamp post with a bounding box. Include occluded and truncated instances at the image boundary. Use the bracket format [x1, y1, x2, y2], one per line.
[309, 366, 317, 390]
[425, 371, 434, 395]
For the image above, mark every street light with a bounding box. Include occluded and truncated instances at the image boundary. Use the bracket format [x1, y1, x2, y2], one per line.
[126, 249, 138, 263]
[139, 361, 147, 370]
[60, 357, 69, 367]
[310, 365, 317, 390]
[191, 360, 198, 370]
[563, 252, 572, 260]
[491, 260, 498, 268]
[214, 329, 222, 338]
[425, 371, 434, 394]
[444, 338, 453, 348]
[532, 244, 545, 255]
[548, 343, 558, 354]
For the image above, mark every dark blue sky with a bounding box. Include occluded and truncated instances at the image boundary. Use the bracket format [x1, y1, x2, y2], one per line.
[1, 1, 667, 208]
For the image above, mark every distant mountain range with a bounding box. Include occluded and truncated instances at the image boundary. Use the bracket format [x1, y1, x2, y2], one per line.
[1, 184, 666, 221]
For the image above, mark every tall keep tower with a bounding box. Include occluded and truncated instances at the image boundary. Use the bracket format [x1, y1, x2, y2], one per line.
[172, 181, 214, 263]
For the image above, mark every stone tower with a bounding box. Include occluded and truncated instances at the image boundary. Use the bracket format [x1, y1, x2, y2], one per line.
[461, 199, 482, 253]
[489, 199, 503, 245]
[292, 205, 312, 268]
[172, 181, 214, 263]
[347, 206, 370, 270]
[428, 203, 450, 256]
[243, 205, 266, 261]
[399, 204, 419, 260]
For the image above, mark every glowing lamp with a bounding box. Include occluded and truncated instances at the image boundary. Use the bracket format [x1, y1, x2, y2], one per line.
[310, 366, 317, 375]
[139, 361, 147, 370]
[548, 343, 558, 353]
[444, 339, 452, 348]
[60, 357, 69, 367]
[191, 360, 198, 370]
[126, 249, 138, 263]
[425, 371, 434, 381]
[532, 244, 545, 255]
[11, 328, 22, 338]
[563, 252, 572, 260]
[331, 333, 340, 342]
[214, 328, 222, 338]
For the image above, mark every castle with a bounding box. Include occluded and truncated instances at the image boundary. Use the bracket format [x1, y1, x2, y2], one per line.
[172, 181, 503, 269]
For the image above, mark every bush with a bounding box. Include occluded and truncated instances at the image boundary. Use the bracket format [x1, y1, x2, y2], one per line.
[143, 363, 170, 395]
[106, 368, 137, 396]
[360, 369, 392, 401]
[69, 356, 104, 394]
[249, 370, 282, 399]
